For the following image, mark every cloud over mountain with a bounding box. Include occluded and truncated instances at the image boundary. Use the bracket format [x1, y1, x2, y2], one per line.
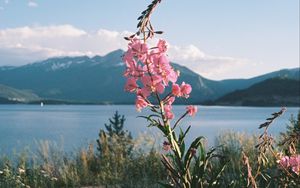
[0, 25, 254, 79]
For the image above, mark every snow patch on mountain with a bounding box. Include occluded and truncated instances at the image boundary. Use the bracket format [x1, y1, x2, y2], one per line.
[50, 61, 73, 71]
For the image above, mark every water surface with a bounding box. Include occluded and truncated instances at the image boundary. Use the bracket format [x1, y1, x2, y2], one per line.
[0, 105, 298, 155]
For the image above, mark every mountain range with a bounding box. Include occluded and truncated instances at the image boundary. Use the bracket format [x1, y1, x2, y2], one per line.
[215, 78, 300, 106]
[0, 49, 299, 106]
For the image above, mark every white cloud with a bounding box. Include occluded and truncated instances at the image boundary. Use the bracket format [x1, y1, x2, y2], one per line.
[168, 44, 256, 79]
[0, 25, 257, 79]
[0, 25, 129, 65]
[4, 0, 9, 4]
[28, 1, 38, 7]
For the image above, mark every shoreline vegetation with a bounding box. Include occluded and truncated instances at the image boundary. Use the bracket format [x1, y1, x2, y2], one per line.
[0, 111, 299, 187]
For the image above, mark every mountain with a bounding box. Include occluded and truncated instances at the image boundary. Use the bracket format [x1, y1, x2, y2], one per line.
[214, 78, 300, 106]
[217, 68, 299, 93]
[0, 49, 299, 104]
[0, 50, 133, 103]
[0, 84, 40, 103]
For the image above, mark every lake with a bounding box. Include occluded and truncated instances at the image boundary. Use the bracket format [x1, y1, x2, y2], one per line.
[0, 105, 299, 156]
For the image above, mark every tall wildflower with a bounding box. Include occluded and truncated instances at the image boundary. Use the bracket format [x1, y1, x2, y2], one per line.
[123, 37, 196, 117]
[122, 1, 226, 187]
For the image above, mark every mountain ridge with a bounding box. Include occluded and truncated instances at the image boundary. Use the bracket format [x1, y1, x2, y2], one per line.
[0, 49, 299, 105]
[214, 78, 300, 106]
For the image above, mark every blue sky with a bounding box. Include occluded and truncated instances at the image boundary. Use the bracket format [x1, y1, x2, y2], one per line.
[0, 0, 298, 80]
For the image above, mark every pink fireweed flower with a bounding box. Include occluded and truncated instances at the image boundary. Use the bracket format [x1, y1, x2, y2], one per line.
[172, 82, 192, 98]
[164, 105, 174, 120]
[279, 156, 290, 168]
[123, 50, 146, 78]
[157, 39, 168, 53]
[135, 96, 148, 112]
[123, 49, 134, 64]
[152, 54, 178, 85]
[165, 96, 175, 105]
[172, 84, 181, 97]
[141, 75, 165, 94]
[180, 82, 192, 98]
[278, 155, 300, 175]
[124, 64, 144, 78]
[154, 53, 169, 65]
[167, 69, 178, 84]
[289, 155, 300, 166]
[125, 78, 138, 92]
[139, 87, 151, 98]
[186, 105, 197, 116]
[128, 38, 148, 61]
[163, 141, 171, 151]
[290, 155, 300, 175]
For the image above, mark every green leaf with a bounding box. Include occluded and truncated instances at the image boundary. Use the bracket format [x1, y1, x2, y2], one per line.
[161, 155, 180, 179]
[137, 21, 142, 28]
[137, 15, 143, 20]
[154, 31, 164, 34]
[178, 126, 191, 145]
[191, 142, 206, 184]
[184, 136, 205, 173]
[208, 161, 228, 188]
[180, 140, 185, 157]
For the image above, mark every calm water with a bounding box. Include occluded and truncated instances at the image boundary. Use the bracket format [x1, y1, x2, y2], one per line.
[0, 105, 299, 155]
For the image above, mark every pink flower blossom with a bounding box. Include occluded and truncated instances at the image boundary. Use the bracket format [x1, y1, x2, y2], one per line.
[278, 155, 300, 175]
[123, 38, 193, 112]
[290, 155, 300, 175]
[141, 75, 165, 94]
[163, 141, 171, 151]
[164, 105, 174, 120]
[157, 39, 168, 53]
[186, 105, 197, 116]
[123, 51, 144, 78]
[181, 82, 192, 98]
[167, 69, 178, 84]
[140, 87, 151, 98]
[157, 54, 169, 65]
[123, 49, 134, 64]
[279, 156, 290, 168]
[129, 38, 148, 61]
[135, 96, 148, 112]
[172, 82, 192, 98]
[172, 84, 181, 97]
[289, 155, 300, 166]
[165, 96, 175, 105]
[148, 53, 176, 85]
[125, 78, 138, 92]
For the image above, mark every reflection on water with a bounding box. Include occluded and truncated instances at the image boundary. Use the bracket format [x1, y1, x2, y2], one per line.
[0, 105, 299, 155]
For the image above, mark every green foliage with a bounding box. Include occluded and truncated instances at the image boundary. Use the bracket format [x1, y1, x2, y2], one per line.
[279, 111, 300, 154]
[95, 111, 166, 187]
[215, 131, 258, 187]
[97, 111, 133, 157]
[144, 110, 228, 188]
[0, 112, 166, 188]
[214, 110, 300, 188]
[104, 111, 127, 137]
[1, 111, 300, 187]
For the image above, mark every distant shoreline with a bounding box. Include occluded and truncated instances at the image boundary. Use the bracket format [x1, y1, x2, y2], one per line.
[0, 101, 299, 107]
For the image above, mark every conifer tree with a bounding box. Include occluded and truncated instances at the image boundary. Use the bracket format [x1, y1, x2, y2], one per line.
[104, 111, 127, 137]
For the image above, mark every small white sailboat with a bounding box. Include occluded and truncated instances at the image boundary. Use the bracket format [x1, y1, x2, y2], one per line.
[40, 102, 44, 107]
